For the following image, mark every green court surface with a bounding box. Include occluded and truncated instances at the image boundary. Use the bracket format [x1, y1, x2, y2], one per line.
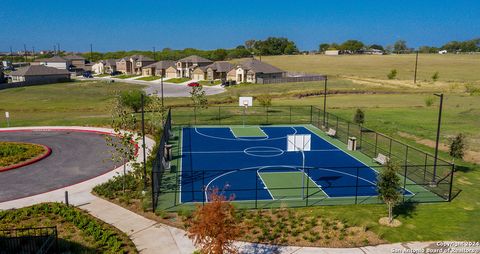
[259, 171, 328, 200]
[230, 126, 267, 137]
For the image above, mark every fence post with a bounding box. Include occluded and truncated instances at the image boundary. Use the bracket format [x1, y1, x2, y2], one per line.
[374, 133, 378, 156]
[347, 122, 350, 142]
[448, 164, 454, 201]
[403, 163, 408, 203]
[255, 171, 258, 209]
[266, 106, 269, 124]
[355, 167, 359, 204]
[151, 164, 155, 211]
[309, 105, 313, 124]
[289, 106, 292, 124]
[194, 107, 197, 125]
[389, 139, 393, 158]
[359, 127, 363, 150]
[218, 106, 221, 125]
[306, 167, 310, 207]
[423, 153, 428, 183]
[64, 191, 69, 206]
[202, 170, 205, 206]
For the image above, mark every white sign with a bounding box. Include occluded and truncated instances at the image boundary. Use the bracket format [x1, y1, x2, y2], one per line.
[5, 112, 9, 118]
[238, 97, 253, 107]
[287, 134, 311, 152]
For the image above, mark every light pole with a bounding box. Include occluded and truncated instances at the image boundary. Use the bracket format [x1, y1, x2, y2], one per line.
[323, 77, 328, 127]
[414, 51, 419, 84]
[432, 93, 443, 185]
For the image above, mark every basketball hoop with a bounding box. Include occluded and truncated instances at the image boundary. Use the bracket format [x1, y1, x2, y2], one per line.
[239, 97, 253, 127]
[243, 101, 249, 109]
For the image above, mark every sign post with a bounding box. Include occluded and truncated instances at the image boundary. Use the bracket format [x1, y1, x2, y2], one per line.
[5, 111, 10, 127]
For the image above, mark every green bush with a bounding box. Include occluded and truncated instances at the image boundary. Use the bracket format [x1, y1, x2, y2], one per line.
[387, 69, 397, 79]
[256, 95, 272, 107]
[432, 71, 439, 82]
[424, 96, 435, 107]
[119, 90, 150, 113]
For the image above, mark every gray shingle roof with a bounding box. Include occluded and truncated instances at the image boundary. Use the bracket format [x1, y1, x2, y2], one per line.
[130, 54, 154, 61]
[144, 60, 176, 69]
[206, 61, 234, 72]
[104, 59, 117, 66]
[9, 65, 70, 76]
[238, 59, 284, 74]
[178, 55, 213, 64]
[38, 56, 69, 63]
[64, 54, 86, 60]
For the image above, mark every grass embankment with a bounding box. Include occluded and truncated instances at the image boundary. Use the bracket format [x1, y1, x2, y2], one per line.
[0, 203, 137, 253]
[164, 77, 190, 83]
[115, 74, 141, 79]
[198, 80, 221, 86]
[0, 142, 47, 168]
[0, 81, 144, 127]
[136, 76, 162, 81]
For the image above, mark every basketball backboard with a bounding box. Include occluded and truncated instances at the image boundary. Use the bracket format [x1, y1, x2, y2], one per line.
[287, 134, 311, 152]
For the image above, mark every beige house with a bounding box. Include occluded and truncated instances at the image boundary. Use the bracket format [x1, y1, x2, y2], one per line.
[176, 55, 212, 78]
[227, 59, 285, 83]
[141, 60, 176, 77]
[8, 65, 71, 85]
[116, 55, 155, 74]
[165, 66, 177, 79]
[206, 61, 234, 80]
[92, 59, 117, 74]
[191, 66, 207, 80]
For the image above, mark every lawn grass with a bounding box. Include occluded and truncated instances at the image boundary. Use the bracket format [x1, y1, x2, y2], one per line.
[258, 54, 480, 82]
[0, 81, 145, 127]
[115, 74, 141, 79]
[198, 80, 222, 86]
[165, 77, 191, 83]
[136, 75, 162, 81]
[95, 73, 110, 77]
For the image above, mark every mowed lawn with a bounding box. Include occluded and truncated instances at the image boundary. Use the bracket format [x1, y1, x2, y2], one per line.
[0, 81, 144, 127]
[259, 54, 480, 82]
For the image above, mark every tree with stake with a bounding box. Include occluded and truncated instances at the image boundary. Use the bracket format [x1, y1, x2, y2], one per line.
[449, 133, 466, 165]
[106, 92, 140, 194]
[190, 86, 208, 108]
[353, 108, 365, 124]
[187, 188, 240, 254]
[377, 161, 402, 226]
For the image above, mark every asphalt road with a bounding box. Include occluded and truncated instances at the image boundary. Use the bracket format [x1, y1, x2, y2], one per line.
[0, 130, 121, 202]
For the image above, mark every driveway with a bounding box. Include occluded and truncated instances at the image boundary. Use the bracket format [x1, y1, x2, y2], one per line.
[84, 77, 225, 97]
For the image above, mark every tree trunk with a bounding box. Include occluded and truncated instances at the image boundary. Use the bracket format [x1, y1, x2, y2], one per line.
[388, 203, 393, 223]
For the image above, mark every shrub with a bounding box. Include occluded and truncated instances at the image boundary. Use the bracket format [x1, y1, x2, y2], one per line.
[465, 84, 480, 95]
[256, 95, 272, 107]
[449, 133, 466, 162]
[432, 71, 439, 82]
[424, 96, 435, 107]
[119, 90, 150, 113]
[353, 108, 365, 124]
[387, 69, 397, 79]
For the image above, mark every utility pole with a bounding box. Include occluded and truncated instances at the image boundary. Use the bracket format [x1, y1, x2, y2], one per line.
[432, 93, 443, 186]
[23, 44, 27, 62]
[90, 44, 93, 62]
[9, 46, 13, 63]
[414, 51, 419, 84]
[57, 43, 60, 55]
[153, 46, 156, 61]
[32, 46, 36, 61]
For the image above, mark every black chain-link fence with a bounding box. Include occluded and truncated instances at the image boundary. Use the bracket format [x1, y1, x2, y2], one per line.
[0, 226, 58, 254]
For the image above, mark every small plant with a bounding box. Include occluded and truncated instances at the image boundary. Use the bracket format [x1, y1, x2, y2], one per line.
[353, 108, 365, 124]
[449, 133, 466, 163]
[465, 84, 480, 95]
[424, 96, 435, 107]
[432, 71, 439, 82]
[387, 69, 397, 79]
[377, 160, 402, 224]
[256, 94, 272, 107]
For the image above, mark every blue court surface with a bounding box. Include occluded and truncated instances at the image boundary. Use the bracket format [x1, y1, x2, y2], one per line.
[180, 126, 411, 203]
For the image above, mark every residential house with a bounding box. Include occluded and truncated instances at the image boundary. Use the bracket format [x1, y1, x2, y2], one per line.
[116, 55, 155, 75]
[141, 60, 176, 77]
[8, 65, 70, 84]
[325, 50, 340, 56]
[33, 56, 71, 69]
[92, 59, 117, 74]
[176, 55, 213, 78]
[191, 66, 208, 80]
[165, 66, 177, 79]
[227, 59, 285, 84]
[64, 55, 87, 69]
[205, 61, 234, 81]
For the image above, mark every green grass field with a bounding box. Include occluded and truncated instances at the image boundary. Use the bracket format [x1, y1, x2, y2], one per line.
[115, 74, 141, 79]
[136, 76, 162, 81]
[165, 77, 191, 83]
[230, 126, 266, 137]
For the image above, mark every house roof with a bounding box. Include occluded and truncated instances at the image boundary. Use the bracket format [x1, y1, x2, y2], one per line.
[237, 59, 284, 74]
[193, 66, 208, 73]
[130, 54, 154, 62]
[206, 61, 234, 72]
[104, 59, 117, 66]
[64, 54, 85, 60]
[9, 65, 70, 76]
[37, 55, 69, 63]
[178, 55, 212, 64]
[144, 60, 176, 69]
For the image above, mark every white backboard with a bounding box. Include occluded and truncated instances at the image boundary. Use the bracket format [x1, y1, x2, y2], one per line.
[239, 97, 253, 107]
[287, 134, 311, 152]
[5, 112, 9, 118]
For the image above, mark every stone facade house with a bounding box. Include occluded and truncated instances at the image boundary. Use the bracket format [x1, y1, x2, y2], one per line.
[176, 55, 212, 78]
[141, 60, 176, 77]
[165, 66, 177, 79]
[227, 59, 285, 83]
[116, 55, 155, 74]
[205, 61, 234, 80]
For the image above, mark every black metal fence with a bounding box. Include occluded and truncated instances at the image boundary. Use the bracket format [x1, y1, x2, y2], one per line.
[151, 106, 454, 211]
[151, 108, 172, 210]
[257, 74, 326, 84]
[0, 226, 58, 254]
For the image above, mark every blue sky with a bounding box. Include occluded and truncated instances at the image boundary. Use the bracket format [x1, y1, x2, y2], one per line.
[1, 0, 479, 52]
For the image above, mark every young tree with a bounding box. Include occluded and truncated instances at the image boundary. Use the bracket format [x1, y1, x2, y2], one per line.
[187, 188, 240, 254]
[120, 90, 150, 113]
[256, 94, 272, 107]
[319, 43, 330, 52]
[394, 40, 408, 53]
[387, 69, 397, 79]
[190, 86, 208, 108]
[432, 72, 439, 82]
[449, 133, 466, 163]
[353, 108, 365, 124]
[377, 161, 402, 224]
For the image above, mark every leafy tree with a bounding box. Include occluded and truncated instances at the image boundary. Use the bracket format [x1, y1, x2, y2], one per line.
[319, 43, 330, 52]
[419, 46, 439, 53]
[190, 86, 208, 108]
[256, 95, 272, 107]
[369, 44, 384, 51]
[387, 69, 397, 79]
[209, 49, 228, 61]
[394, 40, 408, 53]
[449, 133, 466, 162]
[340, 40, 364, 53]
[251, 37, 299, 55]
[245, 39, 256, 50]
[119, 90, 150, 113]
[377, 161, 402, 224]
[432, 72, 439, 82]
[353, 108, 365, 124]
[187, 188, 240, 254]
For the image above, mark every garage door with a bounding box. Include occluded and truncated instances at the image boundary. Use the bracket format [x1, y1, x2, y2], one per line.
[166, 72, 176, 79]
[193, 74, 204, 80]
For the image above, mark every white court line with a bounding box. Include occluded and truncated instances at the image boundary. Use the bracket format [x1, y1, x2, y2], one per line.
[259, 170, 331, 198]
[183, 149, 340, 154]
[194, 126, 296, 141]
[256, 170, 275, 200]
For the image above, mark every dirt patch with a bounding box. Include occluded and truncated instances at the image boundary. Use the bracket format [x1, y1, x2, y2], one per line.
[342, 75, 452, 90]
[397, 131, 480, 165]
[379, 217, 402, 227]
